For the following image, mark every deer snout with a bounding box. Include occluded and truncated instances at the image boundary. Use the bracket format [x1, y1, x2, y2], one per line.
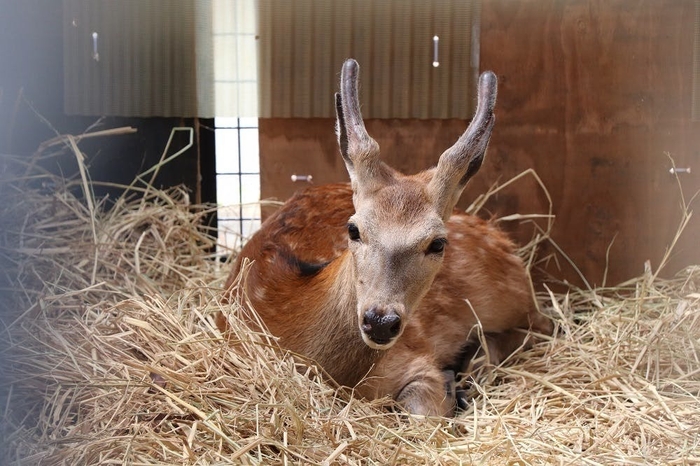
[360, 306, 402, 349]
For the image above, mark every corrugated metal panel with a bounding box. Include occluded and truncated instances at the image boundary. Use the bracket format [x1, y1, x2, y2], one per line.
[63, 0, 213, 117]
[258, 0, 480, 119]
[693, 0, 700, 122]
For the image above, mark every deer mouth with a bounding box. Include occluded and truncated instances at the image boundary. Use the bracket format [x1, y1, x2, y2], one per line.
[360, 331, 398, 350]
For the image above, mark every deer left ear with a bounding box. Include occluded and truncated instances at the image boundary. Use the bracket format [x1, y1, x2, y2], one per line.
[428, 71, 498, 220]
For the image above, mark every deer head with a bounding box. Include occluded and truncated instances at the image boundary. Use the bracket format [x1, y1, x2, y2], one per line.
[335, 59, 497, 350]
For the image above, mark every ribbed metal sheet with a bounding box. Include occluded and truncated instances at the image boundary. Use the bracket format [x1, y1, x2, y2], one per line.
[258, 0, 480, 119]
[63, 0, 213, 117]
[693, 0, 700, 122]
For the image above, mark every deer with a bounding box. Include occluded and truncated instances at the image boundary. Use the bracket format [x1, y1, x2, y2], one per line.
[217, 59, 552, 417]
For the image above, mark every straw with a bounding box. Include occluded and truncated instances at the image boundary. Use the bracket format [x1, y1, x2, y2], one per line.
[0, 134, 698, 465]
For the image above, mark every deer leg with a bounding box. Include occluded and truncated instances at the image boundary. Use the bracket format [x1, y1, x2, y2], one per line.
[464, 330, 532, 371]
[359, 349, 456, 417]
[395, 367, 457, 417]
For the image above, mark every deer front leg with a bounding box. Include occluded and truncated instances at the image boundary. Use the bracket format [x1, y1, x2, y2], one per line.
[358, 348, 456, 417]
[396, 369, 457, 417]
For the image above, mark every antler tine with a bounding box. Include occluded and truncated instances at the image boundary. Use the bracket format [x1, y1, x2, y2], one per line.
[336, 59, 386, 192]
[340, 59, 379, 158]
[446, 71, 497, 182]
[428, 71, 498, 220]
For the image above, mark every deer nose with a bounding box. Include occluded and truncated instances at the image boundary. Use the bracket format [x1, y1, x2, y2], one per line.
[361, 307, 402, 345]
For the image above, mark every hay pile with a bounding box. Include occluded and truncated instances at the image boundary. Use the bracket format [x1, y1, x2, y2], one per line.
[1, 143, 699, 465]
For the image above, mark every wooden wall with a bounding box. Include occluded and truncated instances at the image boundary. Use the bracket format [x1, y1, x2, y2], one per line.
[480, 0, 700, 286]
[259, 0, 700, 288]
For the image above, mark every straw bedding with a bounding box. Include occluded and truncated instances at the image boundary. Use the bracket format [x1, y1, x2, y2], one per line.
[1, 143, 698, 465]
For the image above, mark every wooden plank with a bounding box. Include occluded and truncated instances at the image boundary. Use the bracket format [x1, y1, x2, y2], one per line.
[259, 117, 511, 211]
[480, 0, 700, 285]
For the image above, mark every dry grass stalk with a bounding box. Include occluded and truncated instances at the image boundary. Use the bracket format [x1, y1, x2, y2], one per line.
[0, 144, 699, 465]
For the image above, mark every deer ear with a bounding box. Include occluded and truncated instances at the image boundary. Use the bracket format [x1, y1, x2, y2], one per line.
[428, 71, 498, 220]
[335, 59, 391, 193]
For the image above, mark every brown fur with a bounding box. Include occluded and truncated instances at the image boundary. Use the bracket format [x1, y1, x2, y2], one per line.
[357, 208, 552, 415]
[217, 60, 552, 416]
[217, 183, 552, 415]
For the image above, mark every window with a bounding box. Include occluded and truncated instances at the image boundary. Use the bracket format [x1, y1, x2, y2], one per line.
[215, 117, 260, 253]
[212, 0, 260, 254]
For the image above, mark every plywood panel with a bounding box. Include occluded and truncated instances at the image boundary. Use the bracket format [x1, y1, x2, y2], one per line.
[480, 0, 700, 286]
[259, 117, 550, 248]
[260, 119, 472, 199]
[63, 0, 205, 117]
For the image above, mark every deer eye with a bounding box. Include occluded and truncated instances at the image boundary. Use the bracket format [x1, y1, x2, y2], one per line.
[347, 222, 361, 242]
[426, 238, 447, 255]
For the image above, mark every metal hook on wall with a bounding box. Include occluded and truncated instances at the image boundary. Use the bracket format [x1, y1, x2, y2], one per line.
[92, 31, 100, 61]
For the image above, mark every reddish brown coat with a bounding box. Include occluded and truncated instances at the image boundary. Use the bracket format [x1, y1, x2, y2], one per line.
[217, 59, 551, 416]
[217, 183, 551, 415]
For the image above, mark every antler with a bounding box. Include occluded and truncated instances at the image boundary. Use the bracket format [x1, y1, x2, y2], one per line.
[335, 59, 388, 193]
[428, 71, 498, 220]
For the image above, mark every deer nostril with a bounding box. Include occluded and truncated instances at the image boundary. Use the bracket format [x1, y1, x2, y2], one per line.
[362, 307, 402, 344]
[389, 318, 401, 335]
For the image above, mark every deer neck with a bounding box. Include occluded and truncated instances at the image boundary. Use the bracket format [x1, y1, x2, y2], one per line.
[306, 250, 382, 387]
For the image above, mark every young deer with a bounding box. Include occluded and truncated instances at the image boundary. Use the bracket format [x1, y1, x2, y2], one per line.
[217, 59, 551, 416]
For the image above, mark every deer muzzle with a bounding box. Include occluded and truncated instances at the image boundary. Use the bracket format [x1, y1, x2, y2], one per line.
[360, 305, 403, 349]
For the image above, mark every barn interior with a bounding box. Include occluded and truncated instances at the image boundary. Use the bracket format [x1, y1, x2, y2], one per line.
[1, 1, 699, 464]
